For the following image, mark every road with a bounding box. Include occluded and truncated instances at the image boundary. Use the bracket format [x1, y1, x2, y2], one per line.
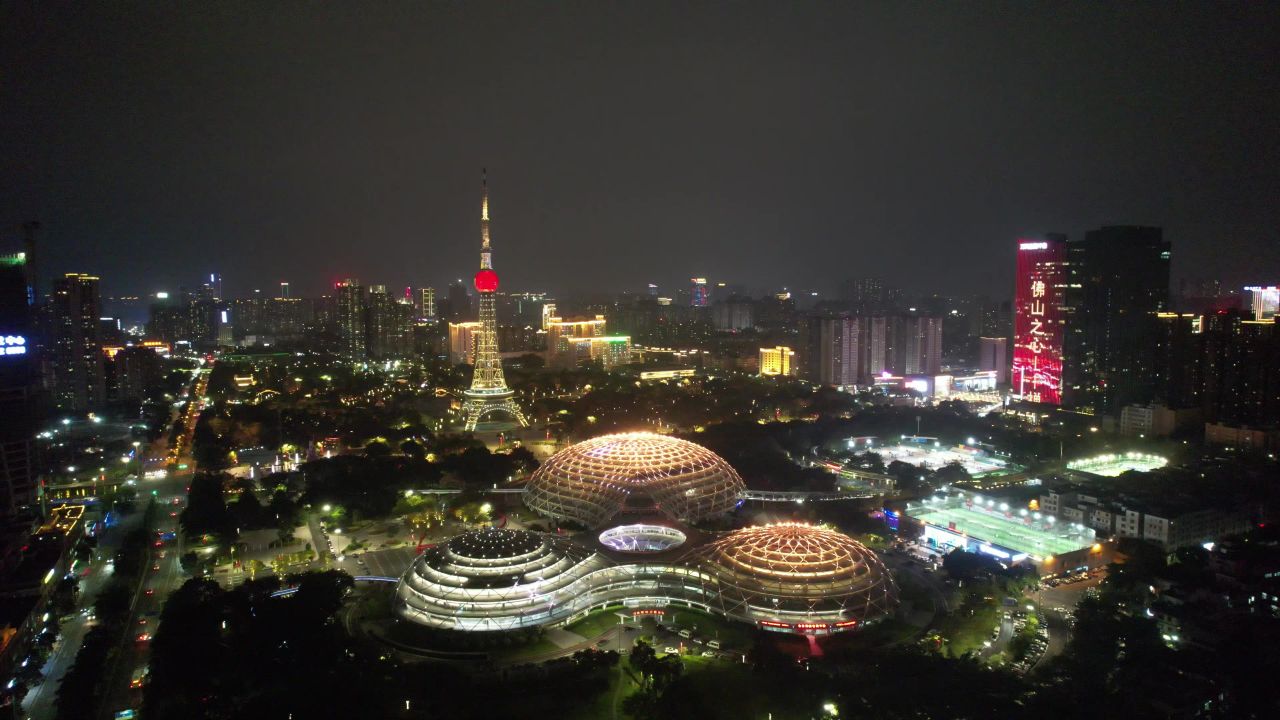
[94, 472, 192, 719]
[95, 367, 207, 719]
[21, 365, 203, 720]
[980, 613, 1016, 660]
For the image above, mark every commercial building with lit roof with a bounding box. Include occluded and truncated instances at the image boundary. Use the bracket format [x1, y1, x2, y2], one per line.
[396, 432, 898, 637]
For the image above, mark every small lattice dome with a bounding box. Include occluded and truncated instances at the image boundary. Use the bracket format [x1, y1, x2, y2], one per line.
[700, 523, 898, 621]
[524, 432, 745, 527]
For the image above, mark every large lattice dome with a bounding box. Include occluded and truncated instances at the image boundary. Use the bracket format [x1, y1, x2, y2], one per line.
[524, 432, 745, 528]
[700, 523, 898, 627]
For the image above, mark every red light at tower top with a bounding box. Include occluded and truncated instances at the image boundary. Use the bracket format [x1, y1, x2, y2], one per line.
[474, 269, 499, 293]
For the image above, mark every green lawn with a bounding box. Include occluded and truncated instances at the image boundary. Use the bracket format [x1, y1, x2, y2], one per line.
[566, 605, 626, 639]
[493, 636, 561, 661]
[933, 590, 1000, 657]
[664, 608, 753, 649]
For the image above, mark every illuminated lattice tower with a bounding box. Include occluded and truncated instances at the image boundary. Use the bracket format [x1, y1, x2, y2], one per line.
[461, 170, 528, 431]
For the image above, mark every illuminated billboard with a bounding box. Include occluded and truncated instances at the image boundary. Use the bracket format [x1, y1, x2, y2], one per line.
[0, 335, 27, 357]
[1012, 237, 1065, 404]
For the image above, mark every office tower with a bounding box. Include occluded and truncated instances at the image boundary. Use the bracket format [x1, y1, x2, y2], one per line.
[1012, 236, 1068, 404]
[758, 346, 797, 377]
[419, 287, 436, 319]
[557, 336, 632, 370]
[279, 281, 290, 299]
[541, 303, 558, 330]
[460, 171, 527, 431]
[50, 273, 106, 412]
[647, 283, 658, 297]
[0, 252, 39, 512]
[208, 273, 222, 301]
[1154, 313, 1203, 410]
[186, 284, 220, 347]
[690, 277, 709, 307]
[978, 337, 1008, 385]
[334, 279, 365, 360]
[447, 280, 471, 322]
[1246, 286, 1278, 321]
[1063, 226, 1171, 413]
[546, 315, 607, 368]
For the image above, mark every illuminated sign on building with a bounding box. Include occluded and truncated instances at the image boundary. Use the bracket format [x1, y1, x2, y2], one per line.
[0, 335, 27, 356]
[1012, 237, 1065, 405]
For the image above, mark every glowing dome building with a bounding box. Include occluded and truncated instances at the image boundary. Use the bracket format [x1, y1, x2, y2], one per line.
[524, 432, 745, 528]
[395, 435, 898, 638]
[699, 523, 899, 632]
[395, 528, 606, 631]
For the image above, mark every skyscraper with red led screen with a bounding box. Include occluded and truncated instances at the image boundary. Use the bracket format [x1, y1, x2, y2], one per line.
[1012, 236, 1066, 404]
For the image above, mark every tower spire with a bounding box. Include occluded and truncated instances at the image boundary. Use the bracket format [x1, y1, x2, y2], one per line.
[480, 168, 492, 269]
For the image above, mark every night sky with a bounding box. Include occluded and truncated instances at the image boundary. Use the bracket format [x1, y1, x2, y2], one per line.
[3, 2, 1278, 300]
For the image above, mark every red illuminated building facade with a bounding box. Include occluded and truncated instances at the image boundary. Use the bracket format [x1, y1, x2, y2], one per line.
[1012, 235, 1067, 404]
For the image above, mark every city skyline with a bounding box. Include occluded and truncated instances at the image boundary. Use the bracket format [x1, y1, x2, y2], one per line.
[4, 4, 1280, 298]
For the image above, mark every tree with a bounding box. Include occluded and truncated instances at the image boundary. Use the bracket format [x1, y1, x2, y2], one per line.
[180, 473, 237, 547]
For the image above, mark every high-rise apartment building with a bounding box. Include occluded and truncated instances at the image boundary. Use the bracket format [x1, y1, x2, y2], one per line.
[978, 337, 1008, 385]
[1199, 311, 1280, 428]
[0, 252, 39, 513]
[365, 285, 414, 360]
[712, 295, 755, 331]
[419, 287, 436, 319]
[335, 279, 365, 360]
[803, 315, 861, 387]
[448, 321, 481, 365]
[50, 273, 106, 412]
[889, 314, 942, 376]
[1012, 235, 1068, 404]
[1063, 226, 1171, 414]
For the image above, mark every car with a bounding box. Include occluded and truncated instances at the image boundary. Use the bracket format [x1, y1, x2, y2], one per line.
[145, 589, 155, 596]
[135, 633, 151, 643]
[663, 646, 679, 655]
[138, 618, 148, 626]
[701, 650, 715, 657]
[152, 564, 160, 571]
